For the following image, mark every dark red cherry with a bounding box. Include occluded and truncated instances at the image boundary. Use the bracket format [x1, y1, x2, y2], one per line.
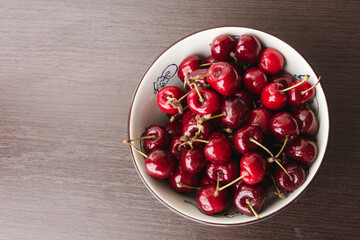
[270, 72, 294, 88]
[259, 48, 284, 75]
[243, 67, 268, 95]
[234, 125, 263, 154]
[287, 80, 315, 107]
[182, 115, 213, 147]
[143, 125, 170, 153]
[186, 69, 209, 89]
[221, 97, 250, 129]
[286, 137, 317, 166]
[204, 132, 232, 164]
[234, 183, 267, 217]
[207, 62, 241, 96]
[235, 34, 262, 63]
[275, 162, 305, 191]
[169, 136, 190, 160]
[187, 86, 220, 116]
[205, 55, 217, 64]
[260, 82, 287, 110]
[211, 34, 236, 61]
[178, 55, 200, 81]
[157, 86, 184, 115]
[182, 109, 196, 125]
[293, 108, 319, 137]
[270, 112, 300, 143]
[180, 148, 206, 174]
[145, 149, 176, 179]
[199, 175, 215, 187]
[197, 183, 228, 215]
[206, 158, 239, 184]
[240, 152, 267, 185]
[234, 90, 252, 108]
[247, 107, 273, 138]
[164, 121, 182, 137]
[168, 166, 199, 192]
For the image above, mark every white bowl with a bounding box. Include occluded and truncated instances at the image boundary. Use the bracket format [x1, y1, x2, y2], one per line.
[127, 27, 329, 226]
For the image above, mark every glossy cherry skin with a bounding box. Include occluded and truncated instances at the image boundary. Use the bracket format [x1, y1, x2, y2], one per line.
[293, 108, 319, 137]
[240, 152, 267, 185]
[178, 55, 200, 81]
[260, 82, 287, 110]
[199, 175, 215, 187]
[243, 67, 268, 95]
[205, 55, 217, 64]
[168, 166, 199, 192]
[270, 72, 294, 88]
[211, 34, 236, 61]
[286, 80, 315, 107]
[234, 90, 252, 108]
[157, 86, 184, 115]
[247, 107, 273, 138]
[204, 132, 232, 164]
[182, 109, 196, 125]
[270, 112, 300, 143]
[145, 150, 176, 179]
[221, 97, 249, 129]
[207, 62, 241, 96]
[197, 183, 228, 215]
[234, 183, 267, 216]
[182, 115, 213, 147]
[164, 121, 182, 138]
[186, 69, 209, 90]
[206, 158, 239, 184]
[286, 137, 318, 166]
[180, 148, 206, 174]
[143, 125, 170, 153]
[258, 48, 284, 75]
[275, 162, 305, 191]
[169, 136, 190, 160]
[187, 86, 220, 116]
[234, 125, 263, 154]
[235, 34, 262, 63]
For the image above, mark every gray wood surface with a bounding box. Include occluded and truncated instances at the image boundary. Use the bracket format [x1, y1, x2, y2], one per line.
[0, 0, 359, 239]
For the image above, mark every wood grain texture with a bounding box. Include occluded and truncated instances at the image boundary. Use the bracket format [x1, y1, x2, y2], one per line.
[0, 0, 359, 239]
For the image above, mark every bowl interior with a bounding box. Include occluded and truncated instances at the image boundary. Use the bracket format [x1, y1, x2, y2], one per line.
[128, 27, 329, 226]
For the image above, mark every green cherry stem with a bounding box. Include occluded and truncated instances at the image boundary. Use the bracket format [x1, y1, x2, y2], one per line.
[274, 135, 288, 159]
[176, 182, 200, 190]
[192, 83, 204, 102]
[177, 92, 189, 102]
[301, 76, 321, 95]
[199, 63, 214, 67]
[279, 74, 310, 93]
[190, 72, 220, 81]
[249, 138, 274, 157]
[246, 199, 260, 220]
[123, 135, 155, 143]
[215, 174, 245, 196]
[126, 142, 148, 158]
[190, 138, 209, 144]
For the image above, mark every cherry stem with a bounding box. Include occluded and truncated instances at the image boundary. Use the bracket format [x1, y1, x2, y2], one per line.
[199, 63, 214, 67]
[246, 199, 259, 220]
[190, 138, 209, 144]
[215, 172, 221, 194]
[279, 74, 310, 93]
[176, 182, 200, 190]
[123, 135, 155, 143]
[270, 174, 287, 199]
[192, 83, 204, 102]
[126, 142, 148, 158]
[230, 52, 238, 63]
[301, 76, 321, 95]
[274, 159, 293, 181]
[249, 138, 274, 157]
[252, 99, 257, 109]
[204, 112, 226, 121]
[177, 92, 189, 102]
[274, 135, 288, 159]
[215, 174, 245, 194]
[189, 72, 220, 81]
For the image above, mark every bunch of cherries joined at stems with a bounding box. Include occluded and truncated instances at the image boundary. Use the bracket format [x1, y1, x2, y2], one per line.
[125, 33, 321, 219]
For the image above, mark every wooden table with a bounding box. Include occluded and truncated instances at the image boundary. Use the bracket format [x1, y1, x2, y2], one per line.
[0, 1, 359, 239]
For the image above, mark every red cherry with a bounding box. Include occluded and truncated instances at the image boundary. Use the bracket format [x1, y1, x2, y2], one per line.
[286, 80, 315, 107]
[199, 175, 214, 187]
[286, 137, 317, 166]
[233, 90, 252, 108]
[235, 34, 262, 63]
[182, 115, 213, 147]
[164, 121, 182, 137]
[260, 82, 287, 110]
[187, 86, 220, 116]
[169, 136, 190, 160]
[180, 148, 206, 174]
[259, 48, 284, 75]
[157, 86, 184, 115]
[221, 97, 250, 129]
[270, 112, 300, 143]
[182, 109, 196, 125]
[274, 162, 305, 191]
[243, 67, 268, 95]
[240, 152, 267, 185]
[186, 69, 209, 90]
[178, 55, 200, 81]
[168, 166, 199, 192]
[205, 55, 217, 64]
[206, 158, 239, 184]
[197, 183, 228, 215]
[234, 183, 267, 217]
[207, 62, 241, 96]
[143, 125, 170, 153]
[234, 125, 263, 154]
[247, 107, 273, 138]
[204, 132, 233, 164]
[145, 150, 176, 179]
[211, 34, 236, 61]
[270, 72, 294, 87]
[293, 108, 319, 137]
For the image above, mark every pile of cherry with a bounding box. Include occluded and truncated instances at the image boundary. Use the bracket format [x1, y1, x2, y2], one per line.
[125, 34, 320, 219]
